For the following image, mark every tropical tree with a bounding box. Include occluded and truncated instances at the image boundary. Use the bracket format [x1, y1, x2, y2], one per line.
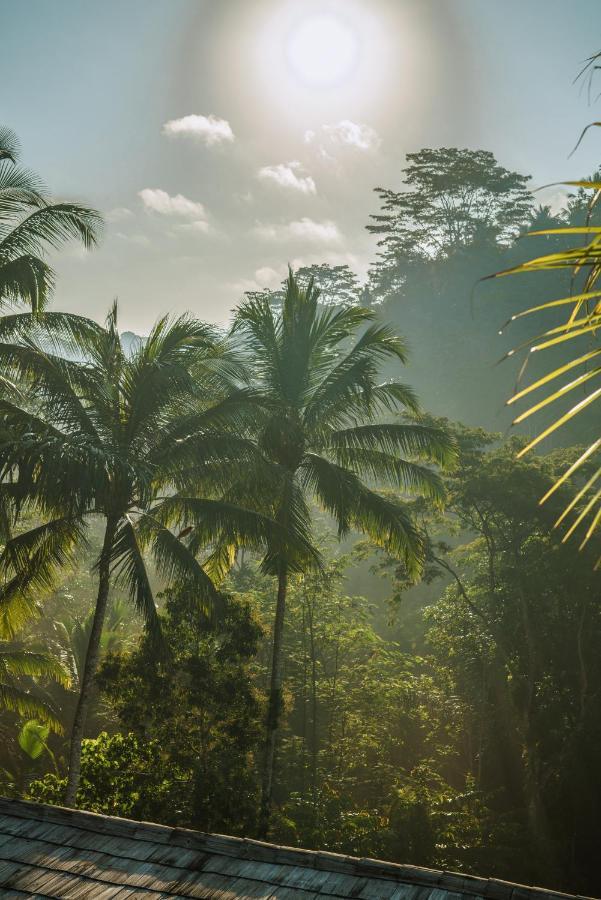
[368, 148, 533, 279]
[0, 304, 298, 805]
[245, 263, 365, 312]
[231, 269, 455, 834]
[0, 126, 101, 314]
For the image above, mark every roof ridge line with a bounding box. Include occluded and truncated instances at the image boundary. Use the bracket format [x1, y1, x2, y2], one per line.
[0, 797, 594, 900]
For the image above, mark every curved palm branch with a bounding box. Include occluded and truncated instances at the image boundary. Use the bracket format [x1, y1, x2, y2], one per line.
[485, 56, 601, 562]
[0, 127, 102, 313]
[0, 641, 70, 733]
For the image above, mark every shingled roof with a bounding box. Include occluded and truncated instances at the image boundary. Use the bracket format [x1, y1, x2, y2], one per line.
[0, 797, 593, 899]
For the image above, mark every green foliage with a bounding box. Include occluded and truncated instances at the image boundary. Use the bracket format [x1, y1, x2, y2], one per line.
[18, 720, 49, 760]
[0, 636, 69, 732]
[246, 263, 365, 309]
[233, 268, 455, 579]
[368, 148, 533, 276]
[95, 587, 263, 832]
[29, 732, 177, 820]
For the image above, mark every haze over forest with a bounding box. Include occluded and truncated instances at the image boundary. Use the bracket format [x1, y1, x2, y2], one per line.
[1, 2, 601, 897]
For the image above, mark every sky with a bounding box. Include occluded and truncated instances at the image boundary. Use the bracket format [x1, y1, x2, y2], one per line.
[2, 0, 601, 332]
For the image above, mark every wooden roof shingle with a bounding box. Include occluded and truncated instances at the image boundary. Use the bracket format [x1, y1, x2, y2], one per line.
[0, 797, 594, 899]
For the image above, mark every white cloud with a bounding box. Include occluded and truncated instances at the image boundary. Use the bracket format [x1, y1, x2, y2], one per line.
[178, 219, 211, 235]
[254, 218, 342, 244]
[258, 161, 316, 195]
[106, 207, 133, 223]
[536, 186, 570, 216]
[305, 120, 382, 156]
[254, 266, 283, 287]
[161, 114, 234, 146]
[139, 188, 207, 219]
[227, 266, 286, 297]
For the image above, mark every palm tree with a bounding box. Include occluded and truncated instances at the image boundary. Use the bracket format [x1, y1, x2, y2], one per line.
[0, 304, 299, 805]
[232, 269, 455, 834]
[0, 126, 102, 314]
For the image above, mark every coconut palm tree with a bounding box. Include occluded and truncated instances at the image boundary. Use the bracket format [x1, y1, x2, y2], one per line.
[232, 269, 456, 834]
[0, 126, 102, 314]
[0, 303, 302, 805]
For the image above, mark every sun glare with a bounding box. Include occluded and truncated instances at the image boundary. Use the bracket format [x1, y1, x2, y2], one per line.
[286, 14, 359, 87]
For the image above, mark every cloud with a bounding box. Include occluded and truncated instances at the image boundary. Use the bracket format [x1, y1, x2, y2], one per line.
[254, 266, 283, 287]
[106, 207, 133, 223]
[305, 120, 382, 156]
[161, 114, 234, 146]
[254, 218, 342, 244]
[227, 266, 284, 296]
[139, 188, 207, 219]
[537, 186, 570, 216]
[178, 219, 211, 235]
[258, 161, 316, 195]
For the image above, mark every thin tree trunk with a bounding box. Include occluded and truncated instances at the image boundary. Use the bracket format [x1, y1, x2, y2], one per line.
[65, 515, 117, 807]
[259, 568, 288, 837]
[307, 593, 318, 824]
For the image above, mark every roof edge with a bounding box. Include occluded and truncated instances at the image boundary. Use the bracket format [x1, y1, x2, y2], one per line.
[0, 797, 593, 900]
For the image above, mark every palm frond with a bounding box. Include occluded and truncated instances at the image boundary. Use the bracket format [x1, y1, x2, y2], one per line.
[109, 518, 161, 641]
[0, 128, 20, 164]
[0, 682, 62, 732]
[487, 174, 601, 552]
[0, 647, 71, 688]
[0, 202, 102, 260]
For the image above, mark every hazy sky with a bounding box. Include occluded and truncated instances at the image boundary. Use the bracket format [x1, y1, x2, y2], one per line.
[2, 0, 600, 331]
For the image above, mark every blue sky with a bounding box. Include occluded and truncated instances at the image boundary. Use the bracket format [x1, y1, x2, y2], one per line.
[2, 0, 600, 330]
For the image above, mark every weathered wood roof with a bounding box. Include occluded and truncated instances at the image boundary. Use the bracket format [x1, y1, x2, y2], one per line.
[0, 797, 593, 899]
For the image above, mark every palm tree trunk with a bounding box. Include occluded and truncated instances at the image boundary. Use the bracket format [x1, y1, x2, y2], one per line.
[65, 515, 117, 806]
[259, 568, 288, 837]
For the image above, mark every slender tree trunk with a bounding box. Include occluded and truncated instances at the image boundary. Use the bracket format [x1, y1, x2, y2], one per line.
[65, 515, 117, 807]
[307, 595, 318, 824]
[259, 568, 288, 837]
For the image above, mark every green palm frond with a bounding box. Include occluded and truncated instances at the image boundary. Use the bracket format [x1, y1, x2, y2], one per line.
[0, 518, 87, 637]
[328, 447, 445, 500]
[233, 268, 452, 577]
[487, 162, 601, 559]
[0, 255, 54, 314]
[1, 202, 102, 260]
[0, 128, 20, 164]
[327, 422, 455, 466]
[109, 519, 161, 641]
[0, 683, 62, 732]
[0, 128, 102, 312]
[0, 161, 46, 219]
[0, 647, 70, 688]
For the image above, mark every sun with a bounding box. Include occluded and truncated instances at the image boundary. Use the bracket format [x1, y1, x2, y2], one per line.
[285, 14, 360, 88]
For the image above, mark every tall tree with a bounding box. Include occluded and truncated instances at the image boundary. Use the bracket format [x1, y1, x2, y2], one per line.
[245, 263, 364, 311]
[0, 305, 293, 804]
[0, 127, 102, 314]
[368, 148, 533, 293]
[232, 269, 455, 834]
